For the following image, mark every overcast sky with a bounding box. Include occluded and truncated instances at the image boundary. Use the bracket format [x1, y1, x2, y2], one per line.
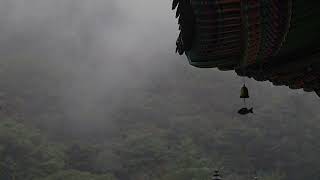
[1, 0, 320, 133]
[0, 0, 178, 123]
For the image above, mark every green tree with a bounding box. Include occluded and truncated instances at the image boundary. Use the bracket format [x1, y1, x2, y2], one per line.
[42, 170, 117, 180]
[0, 120, 65, 180]
[261, 171, 286, 180]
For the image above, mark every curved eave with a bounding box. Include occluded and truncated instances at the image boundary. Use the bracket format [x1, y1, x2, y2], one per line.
[236, 50, 320, 97]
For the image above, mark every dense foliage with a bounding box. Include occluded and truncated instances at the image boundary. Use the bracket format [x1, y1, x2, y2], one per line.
[1, 111, 320, 180]
[0, 119, 290, 180]
[1, 58, 320, 180]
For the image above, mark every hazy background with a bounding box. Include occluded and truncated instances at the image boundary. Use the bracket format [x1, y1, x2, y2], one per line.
[1, 0, 320, 179]
[1, 0, 319, 131]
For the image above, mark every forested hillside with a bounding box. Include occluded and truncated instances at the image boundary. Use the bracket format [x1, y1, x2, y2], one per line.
[1, 56, 320, 180]
[1, 0, 320, 179]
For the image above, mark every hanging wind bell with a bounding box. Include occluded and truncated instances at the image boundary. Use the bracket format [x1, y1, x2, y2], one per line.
[240, 84, 249, 99]
[238, 82, 253, 115]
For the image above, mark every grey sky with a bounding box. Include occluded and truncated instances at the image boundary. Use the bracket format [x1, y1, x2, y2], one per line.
[1, 0, 320, 133]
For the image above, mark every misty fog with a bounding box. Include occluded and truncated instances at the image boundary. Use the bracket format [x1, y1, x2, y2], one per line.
[1, 0, 320, 179]
[1, 0, 320, 133]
